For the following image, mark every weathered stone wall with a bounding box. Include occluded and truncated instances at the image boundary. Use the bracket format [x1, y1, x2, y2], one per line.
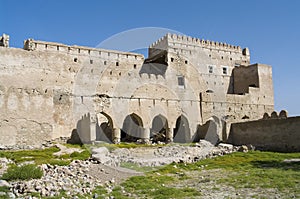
[228, 113, 300, 152]
[0, 47, 78, 146]
[149, 34, 274, 140]
[0, 33, 275, 146]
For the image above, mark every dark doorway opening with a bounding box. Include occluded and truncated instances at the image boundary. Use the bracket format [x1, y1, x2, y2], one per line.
[96, 112, 113, 143]
[121, 113, 144, 142]
[173, 115, 191, 143]
[151, 114, 168, 143]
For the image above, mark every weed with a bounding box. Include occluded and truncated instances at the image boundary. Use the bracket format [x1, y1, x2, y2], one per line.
[115, 151, 300, 198]
[0, 145, 91, 166]
[2, 164, 43, 181]
[120, 162, 160, 172]
[117, 174, 198, 198]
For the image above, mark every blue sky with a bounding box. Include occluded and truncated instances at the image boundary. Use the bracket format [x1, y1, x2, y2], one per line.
[1, 0, 300, 115]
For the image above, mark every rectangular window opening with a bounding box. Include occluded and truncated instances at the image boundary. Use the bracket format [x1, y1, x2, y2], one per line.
[178, 76, 185, 88]
[208, 65, 214, 74]
[222, 67, 228, 75]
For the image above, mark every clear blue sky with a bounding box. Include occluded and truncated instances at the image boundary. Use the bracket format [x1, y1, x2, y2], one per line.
[2, 0, 300, 115]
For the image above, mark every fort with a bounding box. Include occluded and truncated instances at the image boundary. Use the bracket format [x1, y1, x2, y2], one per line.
[0, 33, 299, 151]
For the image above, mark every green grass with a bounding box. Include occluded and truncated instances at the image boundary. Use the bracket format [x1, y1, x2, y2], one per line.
[2, 164, 43, 181]
[0, 146, 299, 198]
[191, 151, 300, 191]
[120, 162, 161, 172]
[111, 173, 199, 198]
[85, 142, 167, 152]
[0, 147, 60, 164]
[0, 144, 91, 166]
[113, 151, 300, 198]
[59, 150, 91, 161]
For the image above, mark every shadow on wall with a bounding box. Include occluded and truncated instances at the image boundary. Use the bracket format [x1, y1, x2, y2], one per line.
[67, 129, 82, 145]
[193, 116, 222, 145]
[173, 115, 191, 143]
[139, 63, 168, 78]
[95, 112, 114, 143]
[67, 113, 91, 144]
[150, 114, 168, 143]
[96, 120, 113, 143]
[227, 110, 300, 152]
[67, 113, 224, 145]
[121, 113, 144, 142]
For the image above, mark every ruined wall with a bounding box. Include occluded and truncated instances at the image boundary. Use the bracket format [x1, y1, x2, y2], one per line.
[228, 114, 300, 152]
[0, 47, 78, 146]
[233, 65, 259, 94]
[0, 40, 144, 146]
[149, 34, 274, 140]
[0, 33, 275, 146]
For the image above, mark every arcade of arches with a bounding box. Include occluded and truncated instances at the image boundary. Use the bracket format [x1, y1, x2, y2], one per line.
[95, 112, 193, 143]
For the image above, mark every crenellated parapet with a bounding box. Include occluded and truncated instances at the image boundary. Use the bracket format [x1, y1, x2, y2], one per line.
[149, 33, 247, 54]
[262, 110, 288, 120]
[23, 39, 144, 61]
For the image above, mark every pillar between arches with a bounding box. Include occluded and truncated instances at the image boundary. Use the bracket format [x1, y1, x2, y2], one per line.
[112, 128, 120, 144]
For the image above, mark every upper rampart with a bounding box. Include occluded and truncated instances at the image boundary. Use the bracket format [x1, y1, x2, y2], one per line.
[23, 39, 144, 61]
[149, 33, 249, 56]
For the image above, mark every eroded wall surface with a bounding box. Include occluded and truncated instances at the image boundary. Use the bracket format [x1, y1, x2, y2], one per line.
[228, 116, 300, 152]
[0, 33, 275, 146]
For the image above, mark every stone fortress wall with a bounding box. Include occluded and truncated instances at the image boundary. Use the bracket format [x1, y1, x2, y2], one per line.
[149, 34, 274, 140]
[0, 33, 278, 147]
[228, 110, 300, 152]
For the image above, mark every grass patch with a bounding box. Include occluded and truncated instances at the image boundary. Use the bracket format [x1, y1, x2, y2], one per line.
[59, 150, 91, 161]
[120, 162, 161, 172]
[85, 142, 166, 152]
[0, 186, 10, 192]
[0, 147, 59, 164]
[0, 144, 91, 166]
[171, 151, 300, 192]
[113, 173, 199, 198]
[1, 164, 43, 181]
[116, 151, 300, 198]
[62, 143, 83, 149]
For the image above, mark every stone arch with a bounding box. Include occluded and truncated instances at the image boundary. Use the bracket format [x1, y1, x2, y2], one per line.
[263, 112, 270, 119]
[173, 115, 191, 143]
[151, 114, 169, 143]
[96, 112, 114, 143]
[279, 110, 288, 119]
[271, 111, 278, 119]
[121, 113, 144, 142]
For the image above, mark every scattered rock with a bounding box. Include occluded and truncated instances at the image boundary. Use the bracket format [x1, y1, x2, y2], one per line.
[0, 139, 249, 198]
[218, 143, 234, 151]
[92, 147, 109, 155]
[238, 145, 248, 152]
[283, 158, 300, 163]
[0, 180, 11, 187]
[7, 192, 16, 198]
[53, 143, 83, 156]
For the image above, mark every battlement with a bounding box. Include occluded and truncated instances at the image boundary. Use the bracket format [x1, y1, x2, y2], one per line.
[23, 39, 144, 60]
[150, 33, 247, 54]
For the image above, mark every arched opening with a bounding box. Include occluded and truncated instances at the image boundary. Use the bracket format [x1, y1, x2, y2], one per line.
[96, 112, 113, 143]
[173, 115, 191, 143]
[121, 113, 143, 142]
[151, 114, 168, 143]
